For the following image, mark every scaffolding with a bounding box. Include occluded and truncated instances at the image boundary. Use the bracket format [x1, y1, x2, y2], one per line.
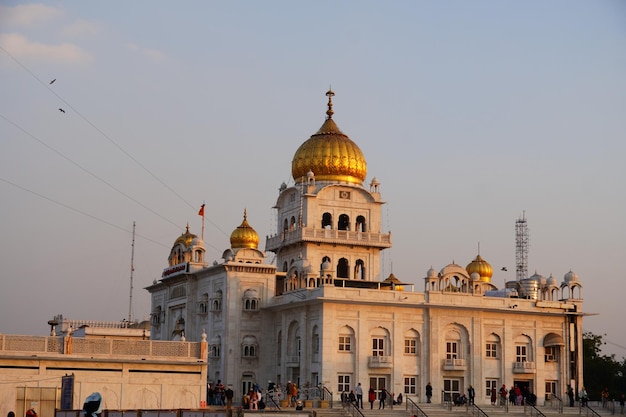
[515, 212, 530, 281]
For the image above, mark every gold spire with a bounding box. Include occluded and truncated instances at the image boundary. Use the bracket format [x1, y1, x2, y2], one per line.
[326, 88, 335, 119]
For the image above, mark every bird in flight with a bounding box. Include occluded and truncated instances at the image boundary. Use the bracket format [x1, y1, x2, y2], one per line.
[58, 108, 65, 113]
[50, 79, 56, 84]
[501, 267, 507, 271]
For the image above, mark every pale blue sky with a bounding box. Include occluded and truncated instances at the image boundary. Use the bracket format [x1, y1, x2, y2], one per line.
[1, 1, 625, 357]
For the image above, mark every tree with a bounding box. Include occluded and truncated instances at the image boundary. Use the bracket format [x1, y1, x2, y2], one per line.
[583, 332, 626, 401]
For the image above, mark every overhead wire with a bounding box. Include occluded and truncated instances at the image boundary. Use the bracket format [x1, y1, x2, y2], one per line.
[0, 176, 167, 249]
[0, 44, 229, 238]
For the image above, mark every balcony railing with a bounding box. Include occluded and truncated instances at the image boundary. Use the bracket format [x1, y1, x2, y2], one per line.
[513, 361, 536, 373]
[286, 355, 300, 366]
[266, 227, 392, 251]
[368, 355, 393, 368]
[443, 358, 466, 370]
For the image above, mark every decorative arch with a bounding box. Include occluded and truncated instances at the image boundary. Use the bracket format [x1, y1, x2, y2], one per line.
[322, 212, 333, 229]
[242, 335, 258, 358]
[287, 321, 301, 358]
[355, 215, 366, 232]
[338, 325, 356, 353]
[486, 332, 501, 358]
[337, 258, 349, 278]
[404, 329, 421, 356]
[338, 214, 350, 231]
[354, 259, 365, 280]
[370, 326, 391, 356]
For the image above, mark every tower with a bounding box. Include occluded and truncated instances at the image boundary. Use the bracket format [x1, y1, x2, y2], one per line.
[515, 212, 530, 281]
[265, 89, 391, 291]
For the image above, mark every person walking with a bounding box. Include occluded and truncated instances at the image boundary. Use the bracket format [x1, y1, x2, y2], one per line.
[490, 387, 497, 405]
[426, 382, 433, 403]
[355, 383, 364, 408]
[379, 389, 387, 409]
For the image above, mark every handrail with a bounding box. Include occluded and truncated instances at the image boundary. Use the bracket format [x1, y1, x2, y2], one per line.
[265, 391, 281, 410]
[320, 385, 334, 407]
[580, 404, 603, 417]
[529, 405, 548, 417]
[406, 397, 428, 417]
[550, 393, 564, 413]
[441, 390, 452, 410]
[346, 401, 365, 417]
[470, 403, 489, 417]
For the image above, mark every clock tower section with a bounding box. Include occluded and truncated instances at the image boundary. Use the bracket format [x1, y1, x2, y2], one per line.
[266, 90, 392, 292]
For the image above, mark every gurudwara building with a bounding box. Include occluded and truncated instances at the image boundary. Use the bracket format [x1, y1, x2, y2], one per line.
[146, 90, 585, 405]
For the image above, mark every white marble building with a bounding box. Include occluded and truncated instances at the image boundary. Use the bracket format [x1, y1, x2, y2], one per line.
[146, 90, 584, 406]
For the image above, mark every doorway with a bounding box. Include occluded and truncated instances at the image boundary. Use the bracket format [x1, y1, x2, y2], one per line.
[369, 375, 388, 395]
[443, 378, 461, 402]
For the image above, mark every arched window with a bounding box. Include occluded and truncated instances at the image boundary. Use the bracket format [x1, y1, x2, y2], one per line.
[338, 325, 355, 352]
[283, 218, 289, 233]
[282, 261, 288, 272]
[371, 327, 390, 356]
[356, 215, 366, 232]
[243, 289, 260, 312]
[338, 214, 350, 230]
[322, 212, 333, 229]
[242, 335, 258, 358]
[337, 258, 349, 278]
[290, 216, 296, 230]
[211, 290, 223, 312]
[312, 325, 320, 354]
[198, 293, 209, 314]
[151, 306, 163, 326]
[486, 333, 501, 359]
[404, 329, 420, 356]
[354, 259, 365, 280]
[210, 335, 221, 358]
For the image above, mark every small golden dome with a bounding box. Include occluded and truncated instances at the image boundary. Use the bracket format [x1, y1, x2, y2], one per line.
[292, 90, 367, 185]
[383, 273, 404, 291]
[173, 224, 196, 248]
[230, 209, 260, 249]
[466, 254, 493, 282]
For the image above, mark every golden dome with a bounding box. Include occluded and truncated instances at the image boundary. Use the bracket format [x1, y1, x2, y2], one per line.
[291, 90, 367, 184]
[173, 224, 196, 248]
[466, 254, 493, 282]
[230, 209, 260, 249]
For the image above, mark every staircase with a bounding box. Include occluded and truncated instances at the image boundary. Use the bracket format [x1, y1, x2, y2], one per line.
[313, 402, 613, 417]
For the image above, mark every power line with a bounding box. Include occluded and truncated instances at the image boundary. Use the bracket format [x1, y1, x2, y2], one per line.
[0, 112, 183, 231]
[0, 44, 229, 238]
[0, 176, 167, 248]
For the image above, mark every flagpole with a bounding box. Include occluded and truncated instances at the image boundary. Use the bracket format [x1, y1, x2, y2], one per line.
[199, 203, 205, 241]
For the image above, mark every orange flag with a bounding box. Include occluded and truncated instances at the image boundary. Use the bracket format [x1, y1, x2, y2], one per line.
[198, 204, 205, 216]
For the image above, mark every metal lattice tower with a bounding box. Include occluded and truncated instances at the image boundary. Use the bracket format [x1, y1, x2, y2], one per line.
[515, 212, 530, 281]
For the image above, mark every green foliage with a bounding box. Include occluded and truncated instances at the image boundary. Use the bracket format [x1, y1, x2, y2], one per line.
[583, 332, 626, 401]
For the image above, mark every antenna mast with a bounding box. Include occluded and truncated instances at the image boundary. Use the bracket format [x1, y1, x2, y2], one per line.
[128, 221, 136, 323]
[515, 212, 529, 281]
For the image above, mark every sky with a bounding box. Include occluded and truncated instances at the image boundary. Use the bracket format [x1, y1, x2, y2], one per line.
[0, 1, 625, 358]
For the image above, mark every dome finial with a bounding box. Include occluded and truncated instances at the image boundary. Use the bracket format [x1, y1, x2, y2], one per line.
[243, 208, 247, 221]
[326, 88, 335, 119]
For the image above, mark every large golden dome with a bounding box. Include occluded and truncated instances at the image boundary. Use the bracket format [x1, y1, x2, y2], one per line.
[466, 254, 493, 282]
[291, 90, 367, 184]
[230, 209, 259, 249]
